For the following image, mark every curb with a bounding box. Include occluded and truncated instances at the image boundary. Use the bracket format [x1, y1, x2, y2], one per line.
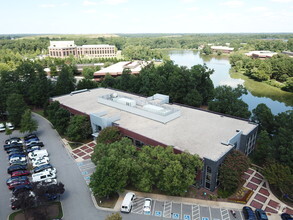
[91, 193, 121, 212]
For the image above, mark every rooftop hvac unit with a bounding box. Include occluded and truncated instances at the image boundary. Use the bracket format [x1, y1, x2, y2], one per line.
[143, 104, 171, 116]
[115, 97, 136, 107]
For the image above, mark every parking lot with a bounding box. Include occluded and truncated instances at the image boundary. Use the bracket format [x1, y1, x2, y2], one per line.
[131, 197, 244, 220]
[76, 159, 96, 185]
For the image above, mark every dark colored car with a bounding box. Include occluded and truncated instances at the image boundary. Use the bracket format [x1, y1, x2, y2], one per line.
[255, 209, 268, 220]
[25, 137, 39, 144]
[6, 147, 23, 154]
[24, 134, 38, 141]
[26, 146, 41, 153]
[8, 150, 25, 156]
[7, 165, 27, 174]
[281, 213, 293, 220]
[6, 176, 28, 185]
[8, 180, 30, 190]
[33, 163, 53, 173]
[27, 142, 44, 148]
[12, 185, 32, 196]
[243, 206, 256, 220]
[4, 143, 23, 151]
[11, 170, 30, 177]
[9, 153, 26, 160]
[10, 161, 27, 166]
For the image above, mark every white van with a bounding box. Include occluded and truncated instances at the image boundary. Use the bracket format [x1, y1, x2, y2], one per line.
[120, 192, 136, 213]
[28, 149, 48, 160]
[32, 170, 56, 182]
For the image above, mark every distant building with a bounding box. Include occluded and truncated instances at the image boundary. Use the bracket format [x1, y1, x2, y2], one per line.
[245, 51, 278, 59]
[93, 61, 150, 81]
[52, 88, 258, 191]
[282, 51, 293, 57]
[211, 46, 234, 53]
[48, 41, 116, 58]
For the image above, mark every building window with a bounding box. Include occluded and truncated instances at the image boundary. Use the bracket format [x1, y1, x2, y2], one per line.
[135, 140, 144, 148]
[205, 182, 210, 189]
[206, 166, 212, 173]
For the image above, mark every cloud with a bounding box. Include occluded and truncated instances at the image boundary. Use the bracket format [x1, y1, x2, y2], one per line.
[101, 0, 128, 5]
[270, 0, 293, 2]
[83, 9, 97, 14]
[83, 0, 97, 6]
[40, 4, 56, 8]
[187, 7, 199, 11]
[220, 1, 244, 7]
[180, 0, 196, 3]
[249, 7, 269, 12]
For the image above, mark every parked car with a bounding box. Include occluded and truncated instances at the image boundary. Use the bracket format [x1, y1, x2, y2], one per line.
[24, 134, 38, 141]
[28, 149, 48, 160]
[12, 185, 32, 196]
[243, 206, 256, 220]
[143, 198, 152, 213]
[8, 153, 26, 159]
[255, 209, 268, 220]
[281, 213, 293, 220]
[5, 137, 22, 145]
[11, 170, 30, 177]
[8, 180, 30, 190]
[26, 146, 41, 153]
[32, 159, 50, 168]
[6, 122, 14, 130]
[0, 123, 5, 132]
[25, 138, 39, 144]
[7, 165, 27, 174]
[9, 156, 27, 164]
[27, 142, 44, 148]
[32, 171, 56, 182]
[10, 161, 28, 166]
[41, 167, 57, 174]
[4, 143, 23, 151]
[6, 176, 28, 185]
[121, 192, 136, 213]
[31, 155, 49, 162]
[6, 147, 24, 154]
[33, 164, 53, 173]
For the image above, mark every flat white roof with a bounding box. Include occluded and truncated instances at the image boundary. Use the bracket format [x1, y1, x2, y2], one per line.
[49, 41, 76, 48]
[52, 88, 257, 161]
[94, 61, 149, 75]
[79, 44, 114, 48]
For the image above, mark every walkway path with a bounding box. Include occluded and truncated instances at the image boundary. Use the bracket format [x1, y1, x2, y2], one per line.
[243, 168, 292, 215]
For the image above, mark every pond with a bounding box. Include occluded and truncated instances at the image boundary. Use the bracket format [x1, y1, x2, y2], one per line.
[169, 50, 293, 115]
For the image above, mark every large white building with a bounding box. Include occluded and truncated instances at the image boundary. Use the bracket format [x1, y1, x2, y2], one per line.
[48, 41, 116, 58]
[52, 88, 258, 191]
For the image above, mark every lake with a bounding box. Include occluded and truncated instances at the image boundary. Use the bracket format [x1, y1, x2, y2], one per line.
[169, 50, 293, 115]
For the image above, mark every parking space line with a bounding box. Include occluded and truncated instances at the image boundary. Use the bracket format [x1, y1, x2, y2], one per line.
[220, 209, 230, 220]
[152, 200, 156, 216]
[192, 205, 200, 220]
[181, 203, 183, 220]
[239, 211, 244, 220]
[209, 207, 212, 220]
[132, 197, 145, 214]
[163, 201, 172, 218]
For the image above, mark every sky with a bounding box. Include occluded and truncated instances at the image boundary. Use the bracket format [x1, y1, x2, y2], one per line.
[1, 0, 293, 34]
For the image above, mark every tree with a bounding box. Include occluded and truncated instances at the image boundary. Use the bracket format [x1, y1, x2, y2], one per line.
[208, 85, 251, 119]
[105, 213, 122, 220]
[20, 109, 38, 134]
[66, 115, 92, 142]
[76, 79, 98, 90]
[96, 127, 122, 144]
[219, 150, 249, 196]
[82, 66, 95, 79]
[90, 155, 132, 197]
[201, 46, 212, 55]
[5, 126, 12, 139]
[252, 103, 275, 133]
[263, 162, 293, 199]
[6, 93, 27, 127]
[54, 65, 76, 96]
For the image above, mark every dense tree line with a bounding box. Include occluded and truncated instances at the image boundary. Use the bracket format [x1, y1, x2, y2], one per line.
[90, 134, 203, 197]
[102, 61, 214, 107]
[251, 104, 293, 199]
[230, 53, 293, 92]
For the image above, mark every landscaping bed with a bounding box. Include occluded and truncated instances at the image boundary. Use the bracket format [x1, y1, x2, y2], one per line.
[95, 193, 119, 209]
[9, 201, 63, 220]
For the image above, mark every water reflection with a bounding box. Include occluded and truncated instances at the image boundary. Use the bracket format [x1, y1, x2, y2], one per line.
[169, 50, 293, 115]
